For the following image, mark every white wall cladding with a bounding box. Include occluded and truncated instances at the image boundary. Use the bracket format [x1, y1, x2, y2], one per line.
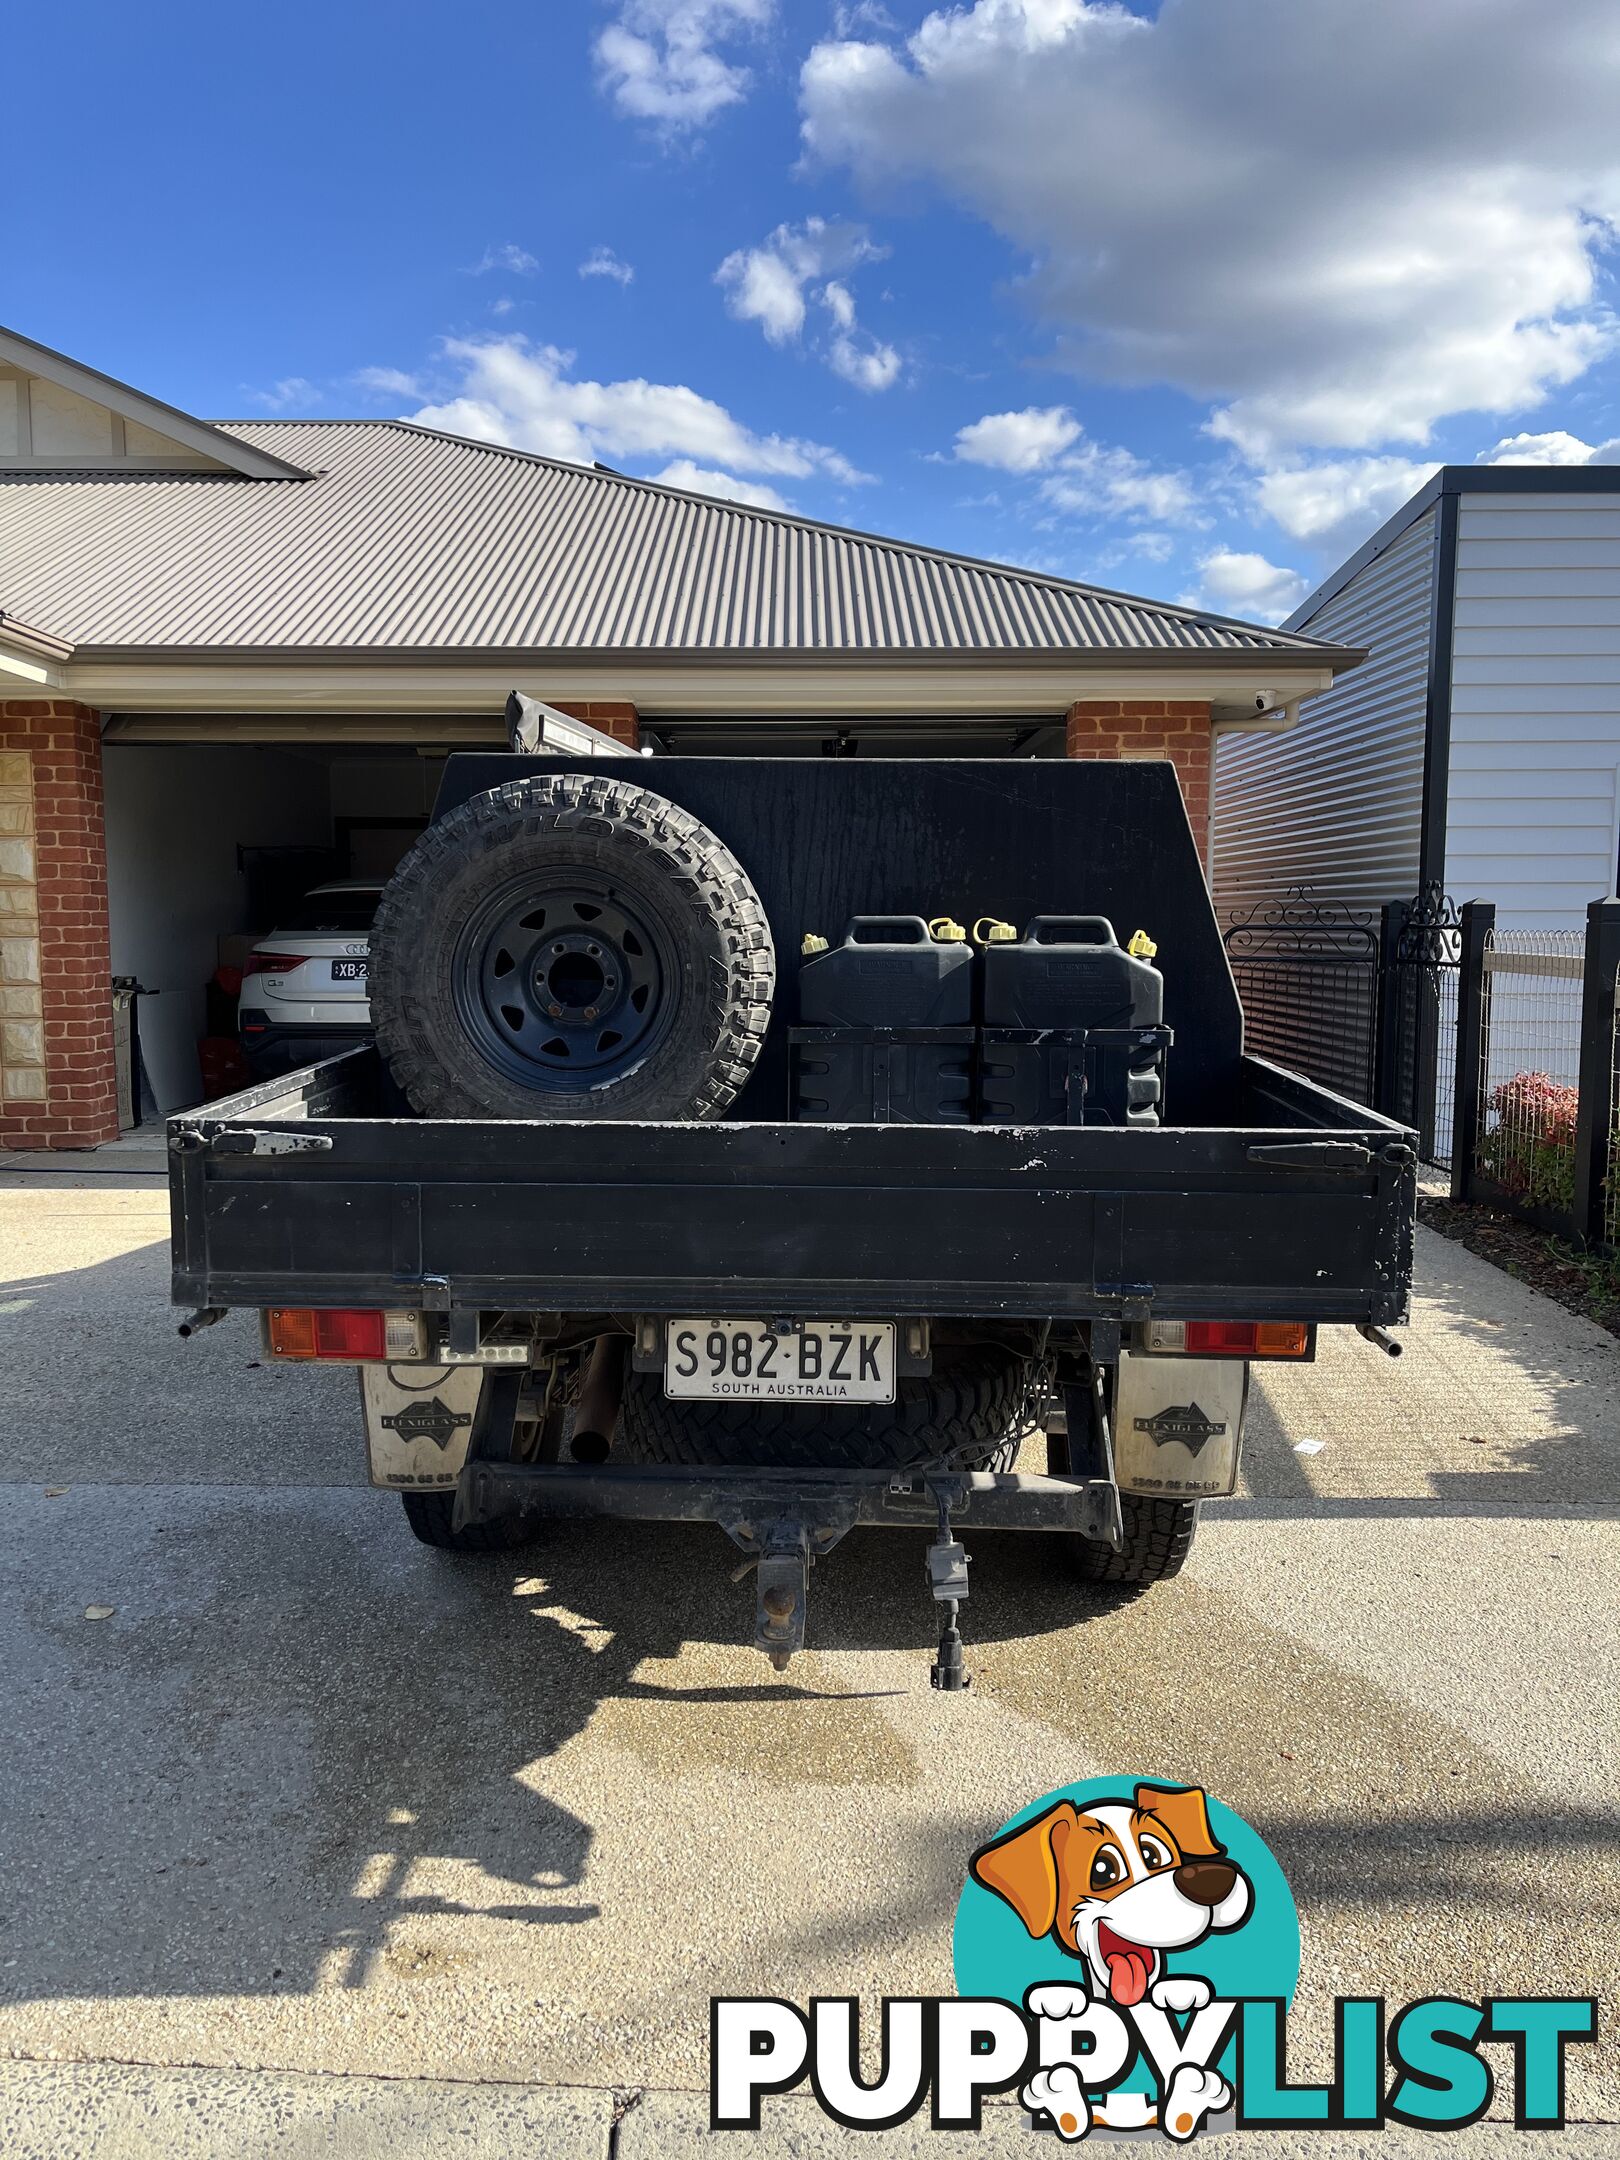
[1211, 507, 1435, 914]
[1448, 492, 1620, 931]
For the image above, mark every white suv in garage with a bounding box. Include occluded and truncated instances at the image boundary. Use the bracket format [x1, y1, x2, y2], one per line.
[239, 881, 384, 1076]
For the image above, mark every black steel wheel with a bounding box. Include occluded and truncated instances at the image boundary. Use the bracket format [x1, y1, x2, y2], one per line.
[452, 877, 678, 1094]
[369, 773, 774, 1121]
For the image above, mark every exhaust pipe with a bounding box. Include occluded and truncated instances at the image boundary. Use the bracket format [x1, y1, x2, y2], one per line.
[1357, 1321, 1402, 1358]
[571, 1335, 628, 1460]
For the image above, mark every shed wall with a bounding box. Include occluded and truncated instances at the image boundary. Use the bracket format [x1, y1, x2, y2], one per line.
[1446, 490, 1620, 930]
[1211, 506, 1435, 915]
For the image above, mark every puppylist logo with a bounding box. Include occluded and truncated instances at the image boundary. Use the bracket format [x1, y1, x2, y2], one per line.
[712, 1778, 1596, 2141]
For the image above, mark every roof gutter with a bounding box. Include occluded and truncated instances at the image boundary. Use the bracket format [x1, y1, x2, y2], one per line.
[0, 611, 74, 687]
[62, 639, 1365, 671]
[74, 653, 1349, 723]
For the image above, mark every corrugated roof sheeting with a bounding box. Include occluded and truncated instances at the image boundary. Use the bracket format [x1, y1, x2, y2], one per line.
[0, 419, 1339, 659]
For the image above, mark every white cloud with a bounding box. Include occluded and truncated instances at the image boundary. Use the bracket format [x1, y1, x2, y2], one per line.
[1184, 548, 1310, 627]
[826, 283, 901, 390]
[649, 459, 790, 509]
[1041, 440, 1202, 526]
[407, 336, 867, 483]
[1256, 455, 1438, 552]
[468, 243, 539, 277]
[579, 245, 636, 286]
[353, 366, 421, 399]
[596, 0, 773, 130]
[1128, 531, 1174, 563]
[244, 377, 319, 412]
[1482, 429, 1620, 465]
[717, 217, 899, 390]
[490, 296, 516, 318]
[802, 0, 1620, 455]
[953, 404, 1199, 522]
[953, 405, 1080, 473]
[717, 217, 880, 341]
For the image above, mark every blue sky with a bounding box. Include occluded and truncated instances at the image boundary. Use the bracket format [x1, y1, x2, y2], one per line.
[12, 0, 1620, 623]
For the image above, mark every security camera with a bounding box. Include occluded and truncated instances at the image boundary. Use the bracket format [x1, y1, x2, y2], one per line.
[1255, 692, 1270, 711]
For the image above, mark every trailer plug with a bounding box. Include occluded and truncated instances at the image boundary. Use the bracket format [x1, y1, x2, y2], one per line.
[931, 1602, 970, 1692]
[927, 1498, 972, 1690]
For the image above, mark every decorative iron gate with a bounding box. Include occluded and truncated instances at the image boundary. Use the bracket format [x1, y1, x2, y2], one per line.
[1220, 889, 1381, 1106]
[1377, 883, 1462, 1166]
[1221, 882, 1461, 1163]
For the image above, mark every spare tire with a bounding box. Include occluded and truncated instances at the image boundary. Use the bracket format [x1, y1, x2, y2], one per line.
[369, 773, 774, 1120]
[616, 1347, 1035, 1473]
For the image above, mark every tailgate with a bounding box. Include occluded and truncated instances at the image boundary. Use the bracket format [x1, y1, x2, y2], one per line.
[170, 1051, 1415, 1325]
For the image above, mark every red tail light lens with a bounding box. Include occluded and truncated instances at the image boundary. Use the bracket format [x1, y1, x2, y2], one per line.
[268, 1307, 387, 1359]
[244, 952, 312, 978]
[1184, 1321, 1310, 1359]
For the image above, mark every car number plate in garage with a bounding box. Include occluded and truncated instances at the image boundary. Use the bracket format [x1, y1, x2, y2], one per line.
[664, 1320, 896, 1403]
[330, 958, 368, 981]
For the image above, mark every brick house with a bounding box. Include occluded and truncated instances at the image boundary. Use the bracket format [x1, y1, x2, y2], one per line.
[0, 325, 1357, 1146]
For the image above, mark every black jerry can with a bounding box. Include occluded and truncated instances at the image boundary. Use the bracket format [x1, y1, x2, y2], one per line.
[798, 916, 974, 1027]
[978, 916, 1169, 1127]
[980, 915, 1162, 1030]
[792, 916, 975, 1122]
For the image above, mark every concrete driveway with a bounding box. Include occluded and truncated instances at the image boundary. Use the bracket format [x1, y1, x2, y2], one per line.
[0, 1159, 1616, 2151]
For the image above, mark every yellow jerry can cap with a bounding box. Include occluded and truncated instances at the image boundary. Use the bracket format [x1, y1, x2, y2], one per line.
[929, 915, 968, 943]
[801, 932, 830, 955]
[973, 916, 1018, 944]
[1128, 929, 1158, 959]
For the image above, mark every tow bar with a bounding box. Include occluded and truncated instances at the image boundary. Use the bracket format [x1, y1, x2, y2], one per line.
[454, 1459, 1120, 1684]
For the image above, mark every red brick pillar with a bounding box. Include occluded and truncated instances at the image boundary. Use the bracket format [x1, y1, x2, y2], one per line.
[550, 701, 641, 750]
[1065, 700, 1212, 863]
[0, 700, 118, 1149]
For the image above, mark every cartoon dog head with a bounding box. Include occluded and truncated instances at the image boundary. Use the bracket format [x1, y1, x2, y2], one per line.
[969, 1784, 1251, 2008]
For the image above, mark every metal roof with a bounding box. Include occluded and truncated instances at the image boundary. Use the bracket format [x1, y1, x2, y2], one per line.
[0, 417, 1355, 664]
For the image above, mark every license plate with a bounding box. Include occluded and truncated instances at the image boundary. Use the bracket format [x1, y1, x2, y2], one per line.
[331, 958, 368, 981]
[664, 1319, 896, 1403]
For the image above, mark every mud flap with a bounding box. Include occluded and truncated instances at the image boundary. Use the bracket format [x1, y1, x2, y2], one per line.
[361, 1364, 485, 1491]
[1111, 1351, 1246, 1499]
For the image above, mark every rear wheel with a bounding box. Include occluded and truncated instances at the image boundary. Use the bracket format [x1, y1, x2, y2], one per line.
[1073, 1490, 1199, 1586]
[1061, 1372, 1199, 1586]
[616, 1346, 1035, 1473]
[399, 1490, 540, 1554]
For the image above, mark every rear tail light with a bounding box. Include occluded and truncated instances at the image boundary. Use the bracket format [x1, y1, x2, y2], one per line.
[244, 953, 312, 978]
[1148, 1320, 1311, 1359]
[267, 1308, 425, 1360]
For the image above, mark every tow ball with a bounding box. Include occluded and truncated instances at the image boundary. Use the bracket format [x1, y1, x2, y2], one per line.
[730, 1486, 979, 1685]
[455, 1457, 1121, 1687]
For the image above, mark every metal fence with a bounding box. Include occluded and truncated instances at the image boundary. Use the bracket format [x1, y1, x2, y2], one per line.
[1452, 899, 1620, 1250]
[1220, 892, 1380, 1106]
[1377, 887, 1461, 1168]
[1220, 884, 1459, 1166]
[1221, 886, 1620, 1224]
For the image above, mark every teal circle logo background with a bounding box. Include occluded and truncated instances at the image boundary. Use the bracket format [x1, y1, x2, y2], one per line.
[953, 1779, 1299, 2089]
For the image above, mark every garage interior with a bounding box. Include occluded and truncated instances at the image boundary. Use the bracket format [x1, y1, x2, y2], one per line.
[100, 713, 1068, 1116]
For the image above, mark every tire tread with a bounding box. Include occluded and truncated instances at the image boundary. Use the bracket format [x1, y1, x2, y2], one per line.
[369, 774, 773, 1121]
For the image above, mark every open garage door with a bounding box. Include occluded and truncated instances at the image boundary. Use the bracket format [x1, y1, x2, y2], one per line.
[102, 740, 444, 1114]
